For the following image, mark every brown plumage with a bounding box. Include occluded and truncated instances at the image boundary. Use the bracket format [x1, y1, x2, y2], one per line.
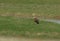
[34, 17, 39, 24]
[32, 13, 39, 24]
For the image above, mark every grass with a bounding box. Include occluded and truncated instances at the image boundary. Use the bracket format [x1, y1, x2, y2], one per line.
[0, 0, 60, 19]
[0, 16, 60, 39]
[0, 0, 60, 4]
[0, 0, 60, 39]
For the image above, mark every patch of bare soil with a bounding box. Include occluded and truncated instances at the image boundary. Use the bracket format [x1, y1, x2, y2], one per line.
[0, 36, 60, 41]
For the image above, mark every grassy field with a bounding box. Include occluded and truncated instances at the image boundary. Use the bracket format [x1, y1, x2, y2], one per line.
[0, 16, 60, 39]
[0, 0, 60, 39]
[0, 0, 60, 19]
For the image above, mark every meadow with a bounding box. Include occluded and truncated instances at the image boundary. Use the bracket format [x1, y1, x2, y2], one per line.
[0, 0, 60, 19]
[0, 0, 60, 39]
[0, 16, 60, 39]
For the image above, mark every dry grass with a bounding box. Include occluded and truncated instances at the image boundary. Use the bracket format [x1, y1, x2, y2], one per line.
[0, 13, 60, 19]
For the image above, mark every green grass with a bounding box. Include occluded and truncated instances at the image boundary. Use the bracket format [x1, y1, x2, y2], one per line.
[0, 0, 60, 19]
[0, 16, 60, 39]
[0, 0, 60, 4]
[0, 0, 60, 39]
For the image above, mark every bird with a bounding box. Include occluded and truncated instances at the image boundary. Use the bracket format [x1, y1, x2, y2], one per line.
[32, 13, 39, 24]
